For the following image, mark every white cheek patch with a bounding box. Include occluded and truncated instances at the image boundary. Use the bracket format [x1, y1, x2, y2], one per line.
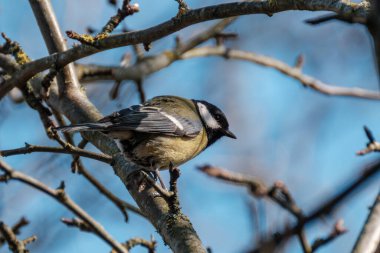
[197, 102, 220, 129]
[160, 111, 184, 130]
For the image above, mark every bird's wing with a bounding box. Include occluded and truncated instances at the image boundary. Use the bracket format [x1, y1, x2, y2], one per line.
[98, 105, 202, 137]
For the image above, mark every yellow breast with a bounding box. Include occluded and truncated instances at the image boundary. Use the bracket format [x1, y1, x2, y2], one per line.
[131, 129, 208, 170]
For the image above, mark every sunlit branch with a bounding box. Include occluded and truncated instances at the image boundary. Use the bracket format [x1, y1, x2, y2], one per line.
[0, 0, 369, 99]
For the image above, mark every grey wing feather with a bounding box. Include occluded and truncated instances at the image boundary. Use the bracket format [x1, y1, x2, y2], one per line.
[99, 105, 202, 137]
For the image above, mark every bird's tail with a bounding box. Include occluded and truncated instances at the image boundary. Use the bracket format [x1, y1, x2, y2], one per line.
[54, 123, 110, 133]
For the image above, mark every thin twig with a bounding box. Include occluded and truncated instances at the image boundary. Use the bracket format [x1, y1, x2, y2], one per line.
[135, 79, 145, 103]
[250, 160, 380, 252]
[66, 0, 139, 46]
[0, 143, 112, 164]
[357, 126, 380, 155]
[69, 139, 143, 219]
[305, 13, 366, 25]
[77, 165, 144, 219]
[61, 217, 93, 232]
[312, 219, 347, 252]
[298, 230, 312, 253]
[0, 34, 66, 144]
[198, 165, 267, 196]
[0, 217, 29, 248]
[174, 0, 190, 18]
[199, 163, 380, 253]
[124, 236, 156, 253]
[0, 160, 127, 253]
[110, 52, 131, 100]
[199, 165, 311, 252]
[21, 236, 37, 246]
[0, 221, 35, 253]
[181, 46, 380, 100]
[268, 181, 304, 220]
[40, 69, 58, 99]
[76, 18, 236, 84]
[98, 1, 140, 36]
[71, 138, 89, 173]
[78, 42, 380, 100]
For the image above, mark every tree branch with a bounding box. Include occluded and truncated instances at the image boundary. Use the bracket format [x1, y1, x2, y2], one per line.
[61, 217, 94, 232]
[199, 161, 380, 252]
[357, 126, 380, 155]
[0, 220, 35, 253]
[75, 17, 236, 84]
[0, 143, 112, 164]
[0, 160, 127, 253]
[0, 0, 369, 99]
[0, 141, 143, 219]
[76, 44, 380, 100]
[352, 191, 380, 253]
[76, 164, 144, 219]
[367, 0, 380, 85]
[29, 0, 80, 94]
[67, 0, 139, 45]
[181, 46, 380, 100]
[0, 217, 29, 248]
[311, 219, 347, 252]
[250, 160, 380, 252]
[2, 1, 373, 252]
[123, 237, 157, 253]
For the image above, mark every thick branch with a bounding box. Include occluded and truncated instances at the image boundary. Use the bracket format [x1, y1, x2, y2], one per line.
[0, 0, 369, 99]
[36, 71, 206, 252]
[367, 0, 380, 84]
[352, 191, 380, 253]
[29, 0, 80, 94]
[16, 29, 208, 253]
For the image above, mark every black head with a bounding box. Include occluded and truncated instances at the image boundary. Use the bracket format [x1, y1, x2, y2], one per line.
[193, 99, 236, 147]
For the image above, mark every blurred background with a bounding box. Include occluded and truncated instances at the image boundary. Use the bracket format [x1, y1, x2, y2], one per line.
[0, 0, 379, 252]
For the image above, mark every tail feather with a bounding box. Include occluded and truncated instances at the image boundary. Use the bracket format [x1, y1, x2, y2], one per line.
[55, 123, 109, 133]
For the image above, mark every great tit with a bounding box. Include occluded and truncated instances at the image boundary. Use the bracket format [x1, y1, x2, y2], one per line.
[57, 95, 236, 170]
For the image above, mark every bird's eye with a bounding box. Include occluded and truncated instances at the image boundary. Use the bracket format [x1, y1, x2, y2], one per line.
[215, 115, 221, 120]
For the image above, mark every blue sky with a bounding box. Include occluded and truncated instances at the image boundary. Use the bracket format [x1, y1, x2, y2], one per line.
[1, 1, 379, 252]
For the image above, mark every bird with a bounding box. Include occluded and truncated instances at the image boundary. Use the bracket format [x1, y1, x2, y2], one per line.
[56, 95, 236, 182]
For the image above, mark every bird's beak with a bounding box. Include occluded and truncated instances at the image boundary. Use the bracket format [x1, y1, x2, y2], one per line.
[222, 129, 237, 139]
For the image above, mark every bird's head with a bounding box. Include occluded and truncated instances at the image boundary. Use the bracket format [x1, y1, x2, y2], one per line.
[193, 99, 236, 147]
